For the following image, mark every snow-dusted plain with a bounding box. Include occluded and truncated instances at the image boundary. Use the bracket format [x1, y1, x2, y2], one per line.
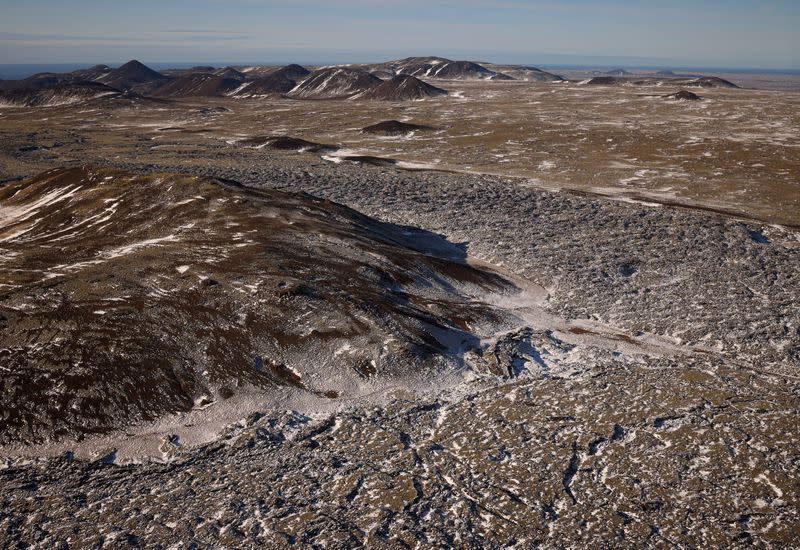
[0, 72, 798, 547]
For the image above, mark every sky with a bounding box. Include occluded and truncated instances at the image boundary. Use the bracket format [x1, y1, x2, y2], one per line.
[0, 0, 798, 69]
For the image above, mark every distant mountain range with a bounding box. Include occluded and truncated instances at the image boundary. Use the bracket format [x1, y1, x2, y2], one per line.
[580, 75, 739, 88]
[0, 57, 739, 107]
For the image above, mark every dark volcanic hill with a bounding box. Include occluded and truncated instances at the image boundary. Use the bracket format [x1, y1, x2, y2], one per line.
[0, 166, 515, 444]
[287, 67, 382, 99]
[150, 73, 243, 98]
[655, 70, 702, 78]
[483, 64, 565, 82]
[583, 76, 621, 85]
[389, 57, 502, 80]
[214, 67, 247, 80]
[68, 64, 113, 81]
[230, 75, 296, 97]
[681, 76, 739, 88]
[362, 120, 436, 135]
[365, 57, 566, 81]
[160, 66, 216, 77]
[0, 81, 121, 107]
[270, 64, 311, 80]
[236, 135, 336, 151]
[356, 74, 448, 101]
[97, 60, 170, 91]
[0, 72, 71, 91]
[583, 75, 739, 88]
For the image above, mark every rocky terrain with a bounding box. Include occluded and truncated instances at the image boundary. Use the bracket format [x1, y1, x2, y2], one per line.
[0, 165, 535, 447]
[0, 155, 798, 547]
[666, 89, 702, 101]
[0, 63, 798, 548]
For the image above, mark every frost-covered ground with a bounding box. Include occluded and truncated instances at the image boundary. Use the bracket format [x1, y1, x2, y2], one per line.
[1, 157, 798, 547]
[2, 329, 798, 547]
[0, 83, 798, 547]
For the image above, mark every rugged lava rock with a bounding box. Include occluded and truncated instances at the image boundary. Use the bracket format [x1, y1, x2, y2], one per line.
[0, 166, 515, 444]
[236, 135, 336, 151]
[667, 89, 702, 101]
[584, 76, 622, 85]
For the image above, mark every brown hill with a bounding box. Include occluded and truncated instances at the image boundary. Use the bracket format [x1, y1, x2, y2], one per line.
[0, 81, 121, 107]
[270, 64, 311, 80]
[0, 166, 513, 443]
[487, 65, 565, 82]
[214, 67, 247, 80]
[287, 68, 382, 99]
[230, 75, 296, 97]
[150, 73, 243, 98]
[387, 57, 502, 80]
[356, 74, 447, 101]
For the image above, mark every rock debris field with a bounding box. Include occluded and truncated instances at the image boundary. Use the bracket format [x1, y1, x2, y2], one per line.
[0, 155, 797, 548]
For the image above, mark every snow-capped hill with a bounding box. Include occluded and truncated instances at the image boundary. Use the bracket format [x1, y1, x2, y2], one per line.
[287, 67, 382, 99]
[388, 57, 503, 80]
[484, 65, 565, 82]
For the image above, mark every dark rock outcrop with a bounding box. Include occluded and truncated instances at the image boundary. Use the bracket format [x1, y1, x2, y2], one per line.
[666, 90, 702, 101]
[362, 120, 436, 135]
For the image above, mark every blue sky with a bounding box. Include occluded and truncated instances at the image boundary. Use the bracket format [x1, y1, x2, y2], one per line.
[1, 0, 797, 69]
